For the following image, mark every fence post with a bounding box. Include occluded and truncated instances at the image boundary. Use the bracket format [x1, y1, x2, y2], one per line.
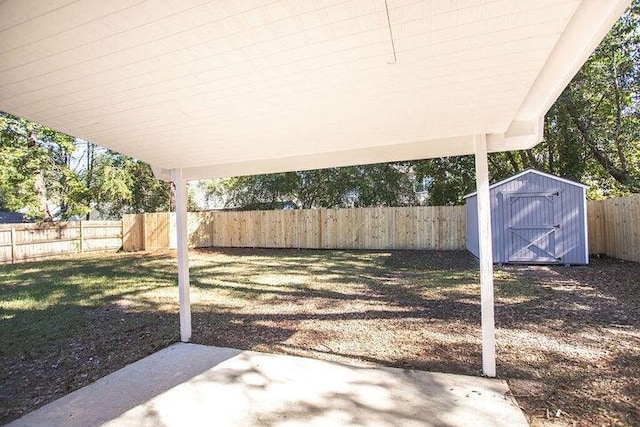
[142, 213, 147, 251]
[79, 221, 85, 253]
[10, 227, 16, 264]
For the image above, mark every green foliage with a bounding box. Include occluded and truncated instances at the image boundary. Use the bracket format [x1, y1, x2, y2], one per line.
[0, 110, 192, 221]
[556, 0, 640, 195]
[292, 169, 346, 209]
[205, 163, 417, 210]
[0, 112, 90, 221]
[412, 157, 476, 205]
[217, 173, 299, 210]
[346, 163, 417, 207]
[89, 152, 175, 218]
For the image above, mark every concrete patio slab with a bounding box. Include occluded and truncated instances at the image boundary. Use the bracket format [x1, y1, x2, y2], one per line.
[8, 343, 528, 427]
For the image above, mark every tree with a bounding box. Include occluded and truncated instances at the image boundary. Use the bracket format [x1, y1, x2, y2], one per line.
[412, 157, 476, 205]
[557, 1, 640, 195]
[292, 169, 349, 209]
[0, 111, 90, 221]
[89, 151, 178, 218]
[345, 163, 418, 207]
[220, 173, 299, 210]
[204, 163, 418, 210]
[0, 111, 191, 221]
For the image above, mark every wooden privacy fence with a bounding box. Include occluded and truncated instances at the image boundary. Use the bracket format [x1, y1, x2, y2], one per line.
[587, 194, 640, 263]
[0, 221, 123, 264]
[123, 206, 467, 251]
[1, 197, 636, 264]
[122, 213, 169, 251]
[122, 195, 640, 263]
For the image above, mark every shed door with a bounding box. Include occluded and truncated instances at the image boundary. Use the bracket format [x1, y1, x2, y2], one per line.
[506, 192, 560, 263]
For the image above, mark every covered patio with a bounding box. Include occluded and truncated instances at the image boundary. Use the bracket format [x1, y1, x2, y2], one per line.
[0, 0, 630, 424]
[7, 343, 527, 427]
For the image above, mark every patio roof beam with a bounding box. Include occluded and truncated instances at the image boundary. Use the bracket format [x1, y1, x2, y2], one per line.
[152, 125, 543, 182]
[474, 134, 496, 378]
[171, 168, 192, 343]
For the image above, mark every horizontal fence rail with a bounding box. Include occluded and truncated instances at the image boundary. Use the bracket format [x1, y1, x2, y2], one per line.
[123, 206, 467, 252]
[0, 221, 123, 264]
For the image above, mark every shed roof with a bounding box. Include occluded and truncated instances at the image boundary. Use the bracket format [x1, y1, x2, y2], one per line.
[463, 168, 589, 199]
[0, 0, 630, 180]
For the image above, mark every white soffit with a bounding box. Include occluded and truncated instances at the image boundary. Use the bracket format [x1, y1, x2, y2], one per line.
[0, 0, 630, 180]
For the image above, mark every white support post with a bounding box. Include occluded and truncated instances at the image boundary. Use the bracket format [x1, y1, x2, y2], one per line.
[172, 168, 192, 342]
[474, 134, 496, 377]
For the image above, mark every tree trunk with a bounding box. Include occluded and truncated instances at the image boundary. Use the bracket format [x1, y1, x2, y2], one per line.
[565, 102, 635, 187]
[34, 171, 52, 221]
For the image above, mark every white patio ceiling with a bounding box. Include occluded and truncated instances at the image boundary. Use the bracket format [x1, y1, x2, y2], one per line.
[0, 0, 629, 180]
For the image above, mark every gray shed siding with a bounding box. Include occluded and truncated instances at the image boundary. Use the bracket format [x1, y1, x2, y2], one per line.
[465, 170, 588, 265]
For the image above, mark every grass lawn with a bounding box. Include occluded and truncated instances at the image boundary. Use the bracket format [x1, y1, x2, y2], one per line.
[1, 249, 638, 426]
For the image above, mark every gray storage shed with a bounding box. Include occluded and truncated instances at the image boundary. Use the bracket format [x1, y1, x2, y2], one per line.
[465, 169, 589, 265]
